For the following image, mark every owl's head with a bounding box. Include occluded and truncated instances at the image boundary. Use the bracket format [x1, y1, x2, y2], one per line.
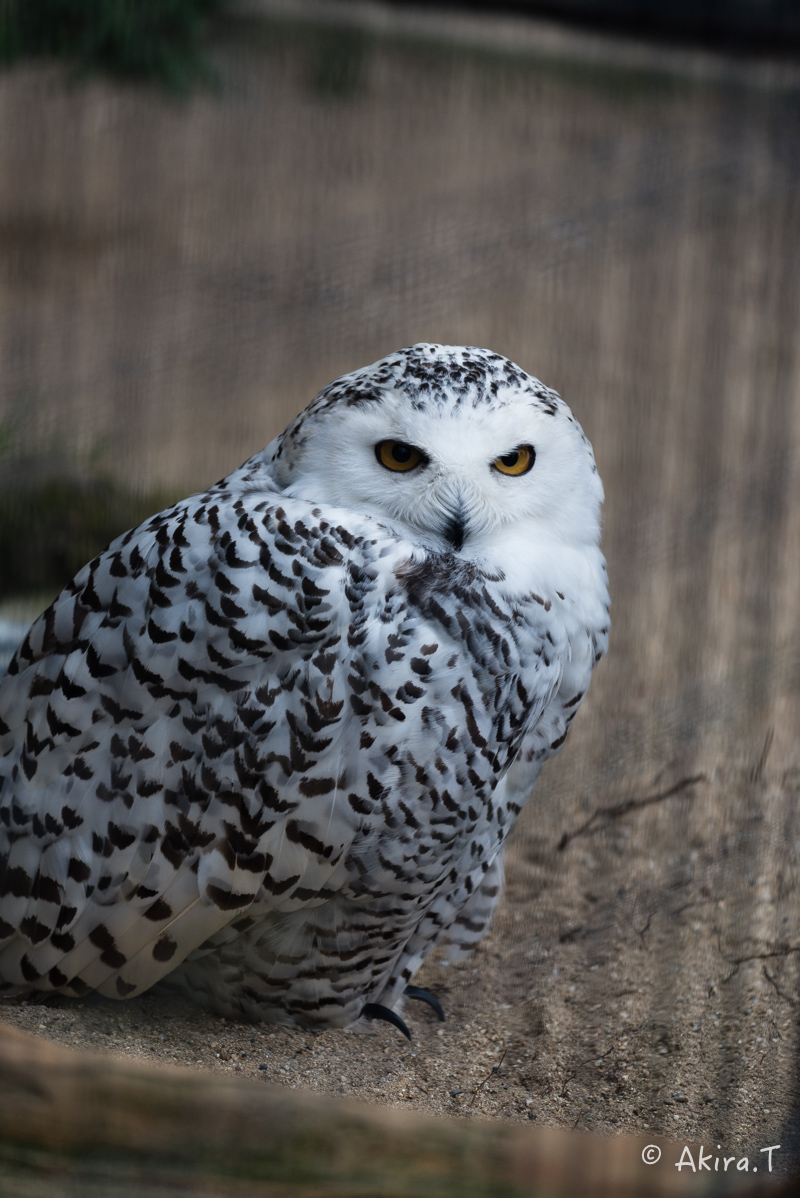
[267, 345, 603, 574]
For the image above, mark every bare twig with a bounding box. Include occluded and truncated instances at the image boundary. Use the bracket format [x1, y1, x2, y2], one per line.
[632, 911, 652, 945]
[763, 964, 799, 1007]
[718, 938, 800, 983]
[671, 896, 719, 918]
[558, 774, 706, 851]
[750, 727, 774, 784]
[559, 1046, 616, 1097]
[723, 944, 800, 967]
[469, 1048, 507, 1108]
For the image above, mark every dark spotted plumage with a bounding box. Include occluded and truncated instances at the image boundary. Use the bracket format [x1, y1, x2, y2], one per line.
[0, 345, 609, 1028]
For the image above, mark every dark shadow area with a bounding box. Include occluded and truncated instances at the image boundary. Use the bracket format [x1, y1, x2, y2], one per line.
[385, 0, 800, 56]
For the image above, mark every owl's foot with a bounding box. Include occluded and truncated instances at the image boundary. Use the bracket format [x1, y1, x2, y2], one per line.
[362, 1002, 412, 1040]
[404, 985, 445, 1022]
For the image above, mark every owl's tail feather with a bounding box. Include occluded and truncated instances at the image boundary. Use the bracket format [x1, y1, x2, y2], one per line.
[440, 848, 505, 963]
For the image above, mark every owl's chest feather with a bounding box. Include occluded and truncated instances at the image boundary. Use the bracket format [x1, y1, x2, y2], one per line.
[331, 554, 565, 890]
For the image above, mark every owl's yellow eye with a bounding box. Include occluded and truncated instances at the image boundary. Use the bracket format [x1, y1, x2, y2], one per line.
[376, 441, 425, 473]
[492, 445, 535, 476]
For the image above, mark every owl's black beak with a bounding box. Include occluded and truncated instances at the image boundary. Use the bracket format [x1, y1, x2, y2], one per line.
[442, 508, 468, 552]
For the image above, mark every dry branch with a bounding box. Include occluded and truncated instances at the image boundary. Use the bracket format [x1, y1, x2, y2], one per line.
[557, 775, 706, 851]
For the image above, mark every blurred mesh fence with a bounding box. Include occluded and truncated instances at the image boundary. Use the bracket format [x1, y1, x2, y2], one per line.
[1, 0, 799, 1179]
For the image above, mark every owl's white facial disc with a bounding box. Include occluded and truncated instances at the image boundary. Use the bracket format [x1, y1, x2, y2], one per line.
[268, 344, 603, 570]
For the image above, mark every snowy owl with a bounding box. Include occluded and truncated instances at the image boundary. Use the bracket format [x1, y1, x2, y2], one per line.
[0, 344, 609, 1037]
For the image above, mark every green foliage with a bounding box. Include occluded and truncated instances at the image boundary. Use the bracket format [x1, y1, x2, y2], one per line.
[0, 0, 230, 91]
[0, 476, 174, 601]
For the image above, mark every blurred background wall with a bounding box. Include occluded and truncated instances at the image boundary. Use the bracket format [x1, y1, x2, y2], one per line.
[1, 0, 800, 1159]
[2, 1, 799, 756]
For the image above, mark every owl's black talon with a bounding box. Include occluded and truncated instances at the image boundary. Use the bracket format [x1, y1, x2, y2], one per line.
[404, 985, 445, 1022]
[362, 1002, 412, 1040]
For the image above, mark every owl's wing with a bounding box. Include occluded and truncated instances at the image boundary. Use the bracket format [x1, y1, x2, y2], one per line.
[0, 487, 364, 997]
[0, 482, 562, 1001]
